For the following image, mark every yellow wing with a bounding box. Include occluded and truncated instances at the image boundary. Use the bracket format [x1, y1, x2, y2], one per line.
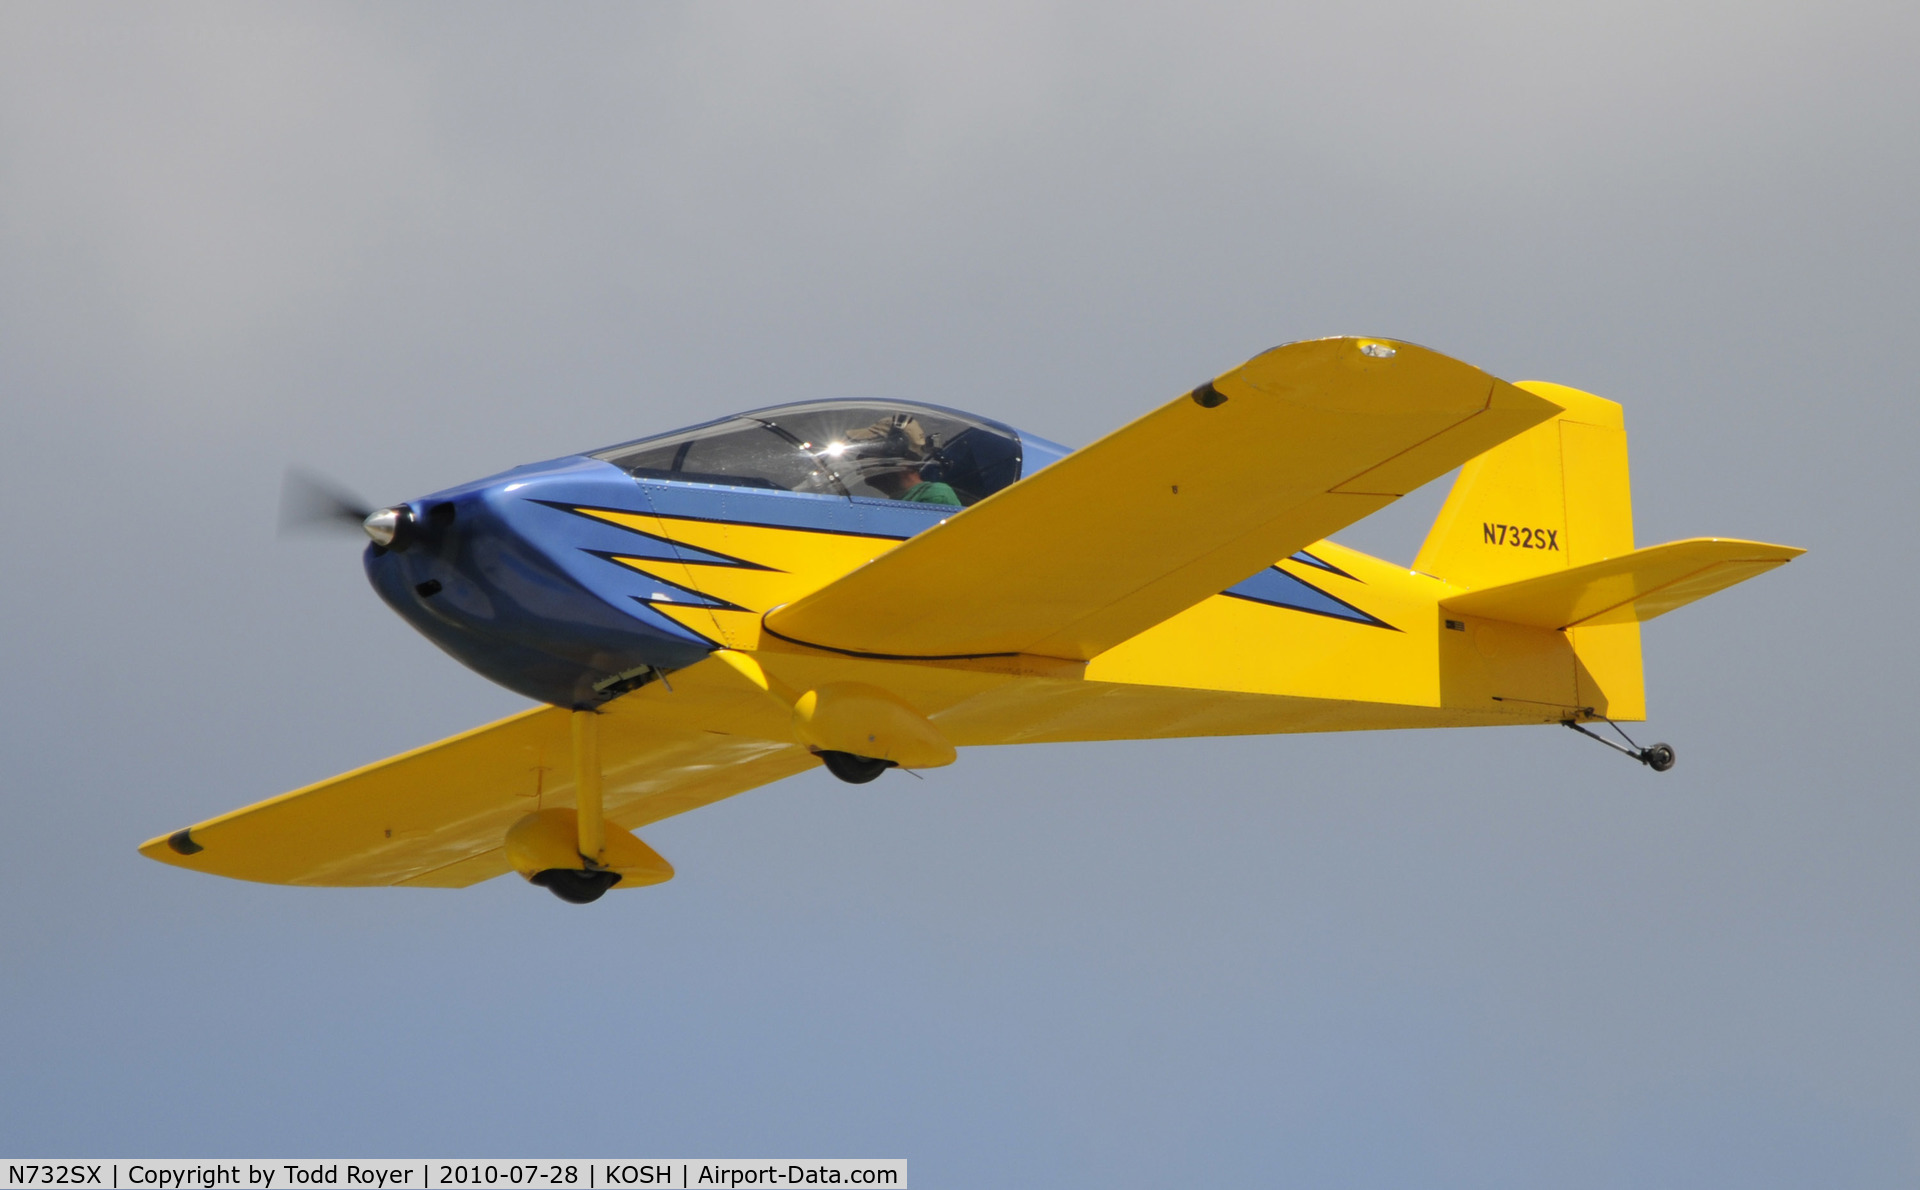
[1440, 537, 1805, 630]
[138, 659, 812, 888]
[765, 336, 1563, 661]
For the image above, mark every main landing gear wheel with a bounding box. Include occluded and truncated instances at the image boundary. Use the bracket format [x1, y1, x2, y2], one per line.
[818, 750, 896, 784]
[530, 868, 622, 904]
[1641, 743, 1677, 772]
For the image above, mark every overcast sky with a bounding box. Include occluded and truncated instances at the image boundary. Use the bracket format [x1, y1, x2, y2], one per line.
[3, 3, 1916, 1185]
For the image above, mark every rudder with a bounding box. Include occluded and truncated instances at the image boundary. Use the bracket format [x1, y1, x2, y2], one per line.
[1416, 381, 1645, 719]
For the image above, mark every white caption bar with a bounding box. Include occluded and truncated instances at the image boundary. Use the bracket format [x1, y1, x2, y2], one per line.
[0, 1163, 906, 1190]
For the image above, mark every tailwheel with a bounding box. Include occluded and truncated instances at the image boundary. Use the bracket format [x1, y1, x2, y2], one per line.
[818, 750, 896, 784]
[529, 868, 622, 904]
[1563, 717, 1678, 774]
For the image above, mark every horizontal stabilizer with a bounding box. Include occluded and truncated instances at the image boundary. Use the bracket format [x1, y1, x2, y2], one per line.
[1440, 537, 1803, 630]
[766, 337, 1564, 661]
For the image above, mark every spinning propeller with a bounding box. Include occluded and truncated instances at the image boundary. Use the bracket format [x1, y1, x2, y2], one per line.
[279, 469, 411, 547]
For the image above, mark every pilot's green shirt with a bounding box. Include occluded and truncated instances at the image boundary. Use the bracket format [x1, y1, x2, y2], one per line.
[902, 480, 962, 506]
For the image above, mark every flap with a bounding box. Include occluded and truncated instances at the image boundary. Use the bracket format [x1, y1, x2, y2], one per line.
[764, 336, 1563, 661]
[138, 658, 813, 888]
[1440, 537, 1804, 630]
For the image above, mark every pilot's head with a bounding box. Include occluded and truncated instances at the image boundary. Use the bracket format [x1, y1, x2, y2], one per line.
[845, 414, 933, 495]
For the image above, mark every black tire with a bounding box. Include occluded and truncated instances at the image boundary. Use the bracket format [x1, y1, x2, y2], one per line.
[1643, 743, 1677, 773]
[530, 868, 622, 903]
[818, 750, 895, 784]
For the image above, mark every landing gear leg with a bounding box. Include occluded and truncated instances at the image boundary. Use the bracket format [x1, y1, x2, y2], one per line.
[571, 709, 605, 863]
[529, 710, 618, 903]
[1564, 716, 1676, 772]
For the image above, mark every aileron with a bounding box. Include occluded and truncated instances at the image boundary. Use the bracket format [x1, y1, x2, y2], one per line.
[139, 659, 814, 889]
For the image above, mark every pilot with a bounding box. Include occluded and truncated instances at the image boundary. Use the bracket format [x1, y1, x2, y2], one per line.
[845, 414, 962, 505]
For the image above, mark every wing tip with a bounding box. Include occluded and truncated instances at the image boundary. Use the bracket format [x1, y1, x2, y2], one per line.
[138, 828, 201, 866]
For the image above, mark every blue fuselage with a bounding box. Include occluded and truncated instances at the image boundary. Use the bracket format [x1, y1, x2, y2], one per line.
[365, 407, 1072, 708]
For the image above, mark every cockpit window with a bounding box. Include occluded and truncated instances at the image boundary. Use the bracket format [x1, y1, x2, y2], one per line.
[591, 400, 1025, 505]
[599, 418, 826, 492]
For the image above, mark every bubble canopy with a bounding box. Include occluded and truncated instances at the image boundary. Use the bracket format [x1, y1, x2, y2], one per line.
[591, 399, 1036, 505]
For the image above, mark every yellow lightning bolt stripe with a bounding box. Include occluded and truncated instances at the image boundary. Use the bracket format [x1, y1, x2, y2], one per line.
[611, 556, 786, 615]
[576, 507, 906, 649]
[649, 602, 750, 646]
[579, 508, 897, 578]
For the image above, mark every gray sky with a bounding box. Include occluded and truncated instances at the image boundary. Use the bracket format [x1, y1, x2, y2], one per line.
[2, 2, 1915, 1184]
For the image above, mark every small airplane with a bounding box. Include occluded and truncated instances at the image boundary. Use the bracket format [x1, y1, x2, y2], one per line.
[142, 337, 1802, 903]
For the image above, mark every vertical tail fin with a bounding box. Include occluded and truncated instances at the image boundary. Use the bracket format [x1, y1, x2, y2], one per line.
[1415, 382, 1634, 584]
[1417, 381, 1645, 718]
